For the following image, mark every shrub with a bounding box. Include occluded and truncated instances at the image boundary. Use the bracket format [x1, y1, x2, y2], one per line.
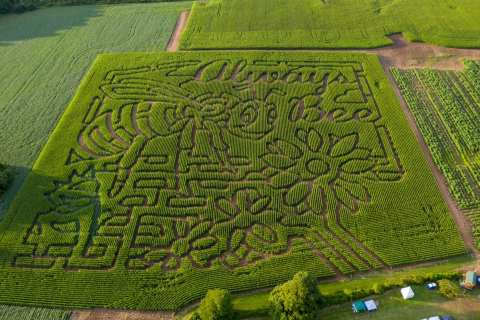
[372, 283, 385, 295]
[198, 289, 234, 320]
[189, 312, 202, 320]
[438, 279, 460, 299]
[269, 271, 324, 320]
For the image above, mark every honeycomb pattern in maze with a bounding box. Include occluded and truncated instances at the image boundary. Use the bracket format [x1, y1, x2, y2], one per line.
[14, 58, 404, 273]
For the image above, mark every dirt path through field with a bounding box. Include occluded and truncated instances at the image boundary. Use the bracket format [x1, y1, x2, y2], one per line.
[378, 58, 480, 260]
[166, 11, 189, 52]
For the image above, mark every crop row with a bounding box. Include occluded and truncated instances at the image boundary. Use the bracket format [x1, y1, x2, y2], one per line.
[392, 63, 480, 248]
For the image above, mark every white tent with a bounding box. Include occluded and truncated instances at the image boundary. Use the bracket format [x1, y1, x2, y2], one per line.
[400, 286, 415, 300]
[364, 300, 377, 311]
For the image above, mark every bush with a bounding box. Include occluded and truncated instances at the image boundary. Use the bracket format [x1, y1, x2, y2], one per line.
[438, 279, 461, 299]
[198, 289, 234, 320]
[269, 271, 324, 320]
[189, 312, 202, 320]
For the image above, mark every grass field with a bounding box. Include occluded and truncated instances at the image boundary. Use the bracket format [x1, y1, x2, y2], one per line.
[0, 2, 191, 216]
[0, 51, 466, 310]
[180, 0, 480, 50]
[392, 61, 480, 247]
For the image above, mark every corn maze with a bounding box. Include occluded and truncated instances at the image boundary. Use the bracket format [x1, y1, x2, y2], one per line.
[0, 52, 465, 310]
[393, 61, 480, 247]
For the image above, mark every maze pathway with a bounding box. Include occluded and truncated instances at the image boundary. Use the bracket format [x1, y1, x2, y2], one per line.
[0, 52, 466, 310]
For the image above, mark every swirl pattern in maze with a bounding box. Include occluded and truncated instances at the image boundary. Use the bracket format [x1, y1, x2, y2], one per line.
[14, 58, 406, 274]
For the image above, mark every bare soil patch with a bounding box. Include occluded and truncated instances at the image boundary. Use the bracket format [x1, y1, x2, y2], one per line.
[371, 34, 480, 70]
[71, 309, 174, 320]
[166, 11, 189, 52]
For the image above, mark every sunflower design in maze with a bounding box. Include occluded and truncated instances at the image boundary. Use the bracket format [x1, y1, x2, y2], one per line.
[15, 59, 404, 274]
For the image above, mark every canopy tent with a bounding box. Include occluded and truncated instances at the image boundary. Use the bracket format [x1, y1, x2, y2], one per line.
[400, 286, 414, 300]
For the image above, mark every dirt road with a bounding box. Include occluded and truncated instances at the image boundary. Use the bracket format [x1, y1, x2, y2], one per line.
[166, 11, 189, 52]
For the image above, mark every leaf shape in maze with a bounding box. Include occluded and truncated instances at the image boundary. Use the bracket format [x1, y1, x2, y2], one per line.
[330, 133, 358, 157]
[284, 182, 310, 206]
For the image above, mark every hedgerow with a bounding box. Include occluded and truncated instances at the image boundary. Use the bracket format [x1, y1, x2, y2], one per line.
[0, 52, 465, 310]
[0, 0, 189, 14]
[392, 61, 480, 247]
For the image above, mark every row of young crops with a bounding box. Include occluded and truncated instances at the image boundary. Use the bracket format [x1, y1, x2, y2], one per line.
[392, 61, 480, 247]
[0, 52, 465, 310]
[0, 305, 70, 320]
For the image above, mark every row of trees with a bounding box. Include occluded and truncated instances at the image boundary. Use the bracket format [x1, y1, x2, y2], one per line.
[190, 271, 324, 320]
[0, 0, 37, 14]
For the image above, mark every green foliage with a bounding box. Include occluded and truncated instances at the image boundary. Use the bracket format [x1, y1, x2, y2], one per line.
[181, 0, 480, 49]
[269, 272, 323, 320]
[0, 304, 70, 320]
[0, 0, 188, 14]
[0, 52, 465, 310]
[198, 289, 234, 320]
[438, 279, 461, 299]
[392, 62, 480, 247]
[189, 312, 202, 320]
[0, 3, 190, 217]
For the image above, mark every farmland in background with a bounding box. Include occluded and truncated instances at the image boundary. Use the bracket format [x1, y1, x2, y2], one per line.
[0, 51, 465, 310]
[180, 0, 480, 50]
[392, 61, 480, 247]
[0, 2, 191, 217]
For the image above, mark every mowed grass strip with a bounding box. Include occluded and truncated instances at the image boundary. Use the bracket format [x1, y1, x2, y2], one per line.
[180, 0, 480, 50]
[0, 51, 466, 310]
[0, 2, 191, 216]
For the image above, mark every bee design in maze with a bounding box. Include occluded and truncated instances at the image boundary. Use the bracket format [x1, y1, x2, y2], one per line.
[16, 58, 404, 274]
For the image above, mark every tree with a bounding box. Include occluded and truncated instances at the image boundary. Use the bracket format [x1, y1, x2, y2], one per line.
[269, 271, 324, 320]
[198, 289, 234, 320]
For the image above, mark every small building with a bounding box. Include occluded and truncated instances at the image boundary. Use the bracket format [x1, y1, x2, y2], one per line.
[352, 300, 366, 313]
[463, 271, 477, 289]
[364, 299, 377, 312]
[400, 286, 415, 300]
